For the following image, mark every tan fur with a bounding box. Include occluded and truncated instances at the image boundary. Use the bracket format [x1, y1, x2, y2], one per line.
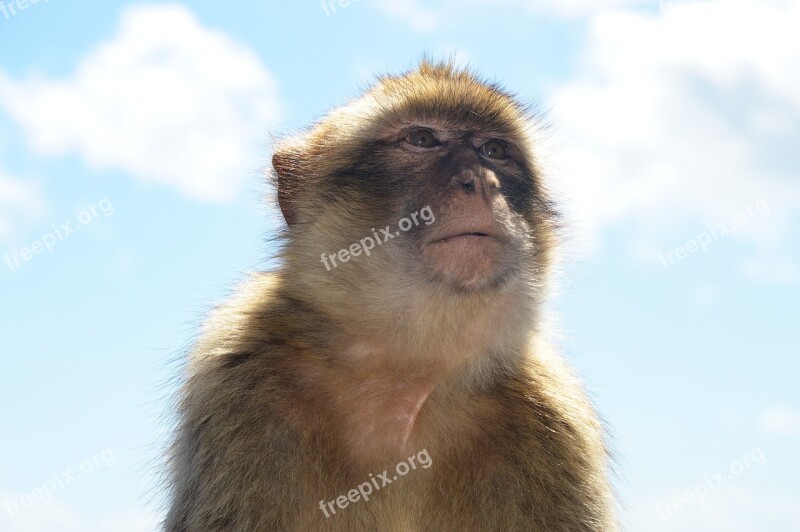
[165, 61, 617, 531]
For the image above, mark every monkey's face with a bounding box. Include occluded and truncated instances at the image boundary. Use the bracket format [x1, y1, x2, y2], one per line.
[275, 64, 556, 296]
[369, 123, 540, 292]
[318, 113, 551, 294]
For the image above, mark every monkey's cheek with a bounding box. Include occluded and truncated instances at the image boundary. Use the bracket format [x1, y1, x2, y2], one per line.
[423, 236, 506, 289]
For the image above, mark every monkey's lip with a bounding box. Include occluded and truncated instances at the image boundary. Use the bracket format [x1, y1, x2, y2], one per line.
[428, 231, 500, 244]
[423, 230, 506, 288]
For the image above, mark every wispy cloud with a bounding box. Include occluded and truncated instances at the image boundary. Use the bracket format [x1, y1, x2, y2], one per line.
[512, 0, 649, 17]
[759, 405, 800, 436]
[373, 0, 441, 32]
[374, 0, 650, 31]
[741, 256, 800, 284]
[0, 170, 46, 241]
[366, 1, 800, 275]
[633, 485, 800, 532]
[545, 0, 800, 268]
[0, 4, 282, 203]
[0, 493, 161, 532]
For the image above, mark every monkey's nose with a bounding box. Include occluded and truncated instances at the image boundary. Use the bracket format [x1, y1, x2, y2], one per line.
[454, 171, 499, 200]
[458, 175, 477, 193]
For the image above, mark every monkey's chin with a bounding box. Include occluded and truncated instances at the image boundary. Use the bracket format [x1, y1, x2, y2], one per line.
[423, 235, 508, 291]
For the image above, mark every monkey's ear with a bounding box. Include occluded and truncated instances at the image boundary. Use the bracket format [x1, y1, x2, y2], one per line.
[272, 151, 297, 227]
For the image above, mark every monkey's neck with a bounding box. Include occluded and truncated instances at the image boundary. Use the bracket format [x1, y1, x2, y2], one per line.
[339, 283, 537, 373]
[288, 279, 538, 462]
[280, 268, 540, 379]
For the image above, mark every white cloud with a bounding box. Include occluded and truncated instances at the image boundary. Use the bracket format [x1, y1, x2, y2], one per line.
[759, 405, 800, 436]
[544, 0, 800, 266]
[368, 1, 800, 275]
[0, 171, 46, 241]
[0, 4, 282, 203]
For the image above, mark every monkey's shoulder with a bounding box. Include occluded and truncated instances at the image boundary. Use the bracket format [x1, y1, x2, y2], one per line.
[189, 272, 326, 364]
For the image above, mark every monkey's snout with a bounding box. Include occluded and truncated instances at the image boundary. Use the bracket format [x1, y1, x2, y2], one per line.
[452, 169, 500, 201]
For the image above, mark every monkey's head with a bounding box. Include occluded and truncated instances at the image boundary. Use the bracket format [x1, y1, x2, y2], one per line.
[272, 62, 557, 354]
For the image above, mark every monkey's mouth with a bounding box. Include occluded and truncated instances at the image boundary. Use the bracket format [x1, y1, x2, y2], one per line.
[429, 231, 497, 244]
[423, 230, 506, 290]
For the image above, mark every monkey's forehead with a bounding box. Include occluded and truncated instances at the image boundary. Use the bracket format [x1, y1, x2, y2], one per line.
[272, 63, 540, 158]
[378, 75, 526, 133]
[332, 65, 533, 138]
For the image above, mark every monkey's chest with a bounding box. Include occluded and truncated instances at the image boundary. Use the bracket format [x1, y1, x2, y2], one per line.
[331, 377, 436, 462]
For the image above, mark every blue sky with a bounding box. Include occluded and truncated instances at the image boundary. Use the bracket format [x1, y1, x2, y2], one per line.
[1, 1, 798, 530]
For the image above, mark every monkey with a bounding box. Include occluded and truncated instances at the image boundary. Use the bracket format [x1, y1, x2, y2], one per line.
[164, 60, 617, 531]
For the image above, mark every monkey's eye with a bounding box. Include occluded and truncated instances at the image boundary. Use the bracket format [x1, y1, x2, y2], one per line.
[480, 140, 509, 160]
[406, 128, 439, 148]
